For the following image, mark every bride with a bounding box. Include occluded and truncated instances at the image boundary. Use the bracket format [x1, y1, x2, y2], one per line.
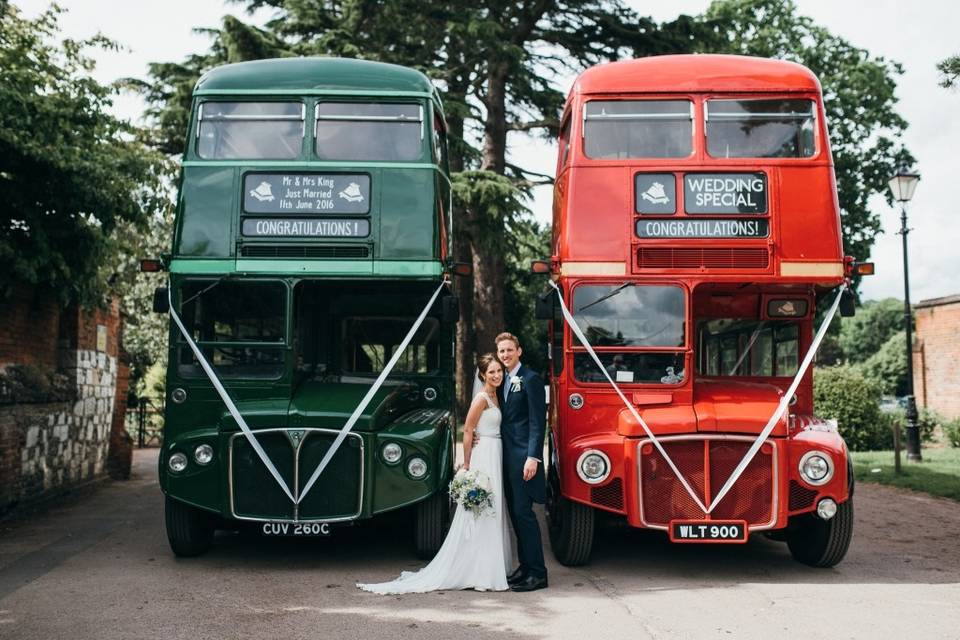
[358, 354, 511, 593]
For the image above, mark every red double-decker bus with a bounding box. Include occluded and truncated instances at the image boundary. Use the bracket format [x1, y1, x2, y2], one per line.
[538, 54, 866, 567]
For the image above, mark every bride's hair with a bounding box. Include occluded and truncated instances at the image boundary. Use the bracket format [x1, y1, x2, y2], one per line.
[476, 353, 502, 382]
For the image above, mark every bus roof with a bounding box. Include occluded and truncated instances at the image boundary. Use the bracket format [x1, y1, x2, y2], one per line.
[571, 54, 821, 96]
[195, 57, 440, 99]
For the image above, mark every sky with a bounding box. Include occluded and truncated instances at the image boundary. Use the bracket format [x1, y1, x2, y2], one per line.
[14, 0, 959, 303]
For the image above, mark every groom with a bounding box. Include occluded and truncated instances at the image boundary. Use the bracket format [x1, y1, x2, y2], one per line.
[495, 332, 548, 592]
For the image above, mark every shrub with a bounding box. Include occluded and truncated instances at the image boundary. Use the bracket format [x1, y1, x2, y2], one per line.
[885, 407, 941, 444]
[944, 418, 960, 448]
[860, 331, 907, 396]
[813, 365, 888, 451]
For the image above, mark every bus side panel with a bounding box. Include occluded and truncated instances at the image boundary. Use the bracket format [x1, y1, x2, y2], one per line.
[776, 166, 843, 262]
[561, 167, 632, 263]
[378, 169, 437, 260]
[176, 166, 237, 257]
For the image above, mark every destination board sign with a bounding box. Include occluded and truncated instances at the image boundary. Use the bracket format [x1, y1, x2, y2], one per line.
[684, 173, 766, 214]
[636, 218, 769, 239]
[242, 218, 370, 238]
[635, 173, 676, 214]
[243, 173, 370, 215]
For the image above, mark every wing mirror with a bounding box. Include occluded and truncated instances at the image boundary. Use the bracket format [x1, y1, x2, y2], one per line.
[441, 295, 460, 323]
[534, 291, 554, 320]
[152, 287, 170, 314]
[839, 289, 856, 317]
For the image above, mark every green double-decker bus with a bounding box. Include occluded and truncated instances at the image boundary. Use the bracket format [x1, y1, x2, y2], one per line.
[153, 58, 457, 557]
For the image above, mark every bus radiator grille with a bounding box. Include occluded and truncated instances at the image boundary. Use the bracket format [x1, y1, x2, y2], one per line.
[231, 430, 363, 521]
[639, 439, 774, 528]
[636, 247, 769, 270]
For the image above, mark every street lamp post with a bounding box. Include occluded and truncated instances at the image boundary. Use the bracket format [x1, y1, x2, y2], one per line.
[888, 166, 922, 462]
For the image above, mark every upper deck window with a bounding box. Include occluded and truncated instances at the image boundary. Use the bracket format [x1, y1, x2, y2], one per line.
[572, 284, 685, 347]
[583, 100, 693, 159]
[705, 99, 815, 158]
[315, 103, 423, 161]
[197, 102, 304, 159]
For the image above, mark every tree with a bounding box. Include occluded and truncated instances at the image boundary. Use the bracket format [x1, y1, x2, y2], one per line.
[860, 330, 906, 396]
[838, 297, 904, 364]
[938, 54, 960, 89]
[0, 4, 167, 306]
[697, 0, 914, 266]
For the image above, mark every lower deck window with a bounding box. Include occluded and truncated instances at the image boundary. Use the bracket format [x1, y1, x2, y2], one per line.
[343, 317, 440, 374]
[178, 346, 285, 379]
[699, 319, 799, 377]
[573, 352, 685, 385]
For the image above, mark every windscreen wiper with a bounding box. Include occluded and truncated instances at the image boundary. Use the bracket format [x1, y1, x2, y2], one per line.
[576, 281, 633, 313]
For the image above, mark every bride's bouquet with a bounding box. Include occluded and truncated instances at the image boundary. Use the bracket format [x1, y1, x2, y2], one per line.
[449, 468, 495, 516]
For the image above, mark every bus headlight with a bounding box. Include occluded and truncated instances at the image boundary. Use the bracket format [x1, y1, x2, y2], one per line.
[799, 451, 834, 486]
[194, 444, 214, 465]
[382, 442, 403, 464]
[168, 452, 188, 473]
[407, 457, 428, 479]
[576, 450, 611, 485]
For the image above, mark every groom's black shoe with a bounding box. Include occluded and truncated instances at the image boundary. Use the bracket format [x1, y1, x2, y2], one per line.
[510, 575, 548, 592]
[507, 567, 527, 586]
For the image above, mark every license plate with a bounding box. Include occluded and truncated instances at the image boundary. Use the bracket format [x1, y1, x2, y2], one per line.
[260, 522, 332, 537]
[669, 520, 747, 543]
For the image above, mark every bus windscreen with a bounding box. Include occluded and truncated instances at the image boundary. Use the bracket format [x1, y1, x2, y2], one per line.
[197, 102, 304, 159]
[572, 284, 685, 347]
[315, 103, 423, 161]
[706, 99, 815, 158]
[583, 100, 692, 159]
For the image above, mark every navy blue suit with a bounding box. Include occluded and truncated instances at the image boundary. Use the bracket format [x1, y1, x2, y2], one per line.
[498, 364, 547, 579]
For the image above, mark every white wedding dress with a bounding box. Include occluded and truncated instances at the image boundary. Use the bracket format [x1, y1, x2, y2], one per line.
[358, 392, 511, 593]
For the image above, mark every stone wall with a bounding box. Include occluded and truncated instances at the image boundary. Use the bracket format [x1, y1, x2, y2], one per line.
[913, 294, 960, 420]
[0, 287, 131, 515]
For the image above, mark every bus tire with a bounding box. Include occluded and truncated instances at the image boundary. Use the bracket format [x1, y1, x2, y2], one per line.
[547, 467, 594, 566]
[414, 489, 447, 559]
[786, 498, 853, 568]
[165, 496, 214, 557]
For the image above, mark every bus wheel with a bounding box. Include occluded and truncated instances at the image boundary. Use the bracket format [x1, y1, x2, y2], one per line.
[786, 499, 853, 568]
[414, 489, 448, 559]
[165, 496, 214, 557]
[547, 466, 594, 566]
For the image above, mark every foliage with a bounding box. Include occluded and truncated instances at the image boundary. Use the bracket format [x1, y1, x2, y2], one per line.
[0, 4, 168, 306]
[937, 54, 960, 89]
[503, 219, 551, 376]
[859, 330, 906, 396]
[944, 417, 960, 448]
[852, 448, 960, 502]
[698, 0, 914, 267]
[839, 298, 905, 363]
[884, 406, 940, 444]
[813, 365, 889, 451]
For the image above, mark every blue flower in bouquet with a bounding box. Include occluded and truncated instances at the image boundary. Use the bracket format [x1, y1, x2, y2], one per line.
[449, 468, 495, 517]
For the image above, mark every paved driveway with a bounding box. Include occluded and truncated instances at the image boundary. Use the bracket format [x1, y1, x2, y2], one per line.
[1, 449, 958, 639]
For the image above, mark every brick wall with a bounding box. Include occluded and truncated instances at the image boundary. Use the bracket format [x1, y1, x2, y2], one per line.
[914, 294, 960, 420]
[0, 288, 132, 514]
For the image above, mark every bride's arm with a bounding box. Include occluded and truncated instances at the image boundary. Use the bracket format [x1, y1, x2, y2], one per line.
[461, 395, 485, 470]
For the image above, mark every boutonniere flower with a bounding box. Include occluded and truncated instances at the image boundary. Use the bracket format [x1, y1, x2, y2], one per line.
[509, 375, 522, 393]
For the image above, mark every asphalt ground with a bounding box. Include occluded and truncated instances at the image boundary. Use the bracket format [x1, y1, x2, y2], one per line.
[1, 448, 958, 640]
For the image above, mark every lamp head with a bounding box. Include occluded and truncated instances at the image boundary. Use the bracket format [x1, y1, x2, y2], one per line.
[888, 165, 920, 203]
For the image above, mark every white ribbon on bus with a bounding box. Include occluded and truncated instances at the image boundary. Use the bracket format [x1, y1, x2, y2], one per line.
[168, 280, 447, 506]
[549, 280, 846, 514]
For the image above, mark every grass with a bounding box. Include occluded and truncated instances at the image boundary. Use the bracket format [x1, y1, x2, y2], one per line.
[852, 448, 960, 502]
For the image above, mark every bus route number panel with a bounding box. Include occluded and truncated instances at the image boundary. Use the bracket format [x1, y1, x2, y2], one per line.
[669, 520, 748, 544]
